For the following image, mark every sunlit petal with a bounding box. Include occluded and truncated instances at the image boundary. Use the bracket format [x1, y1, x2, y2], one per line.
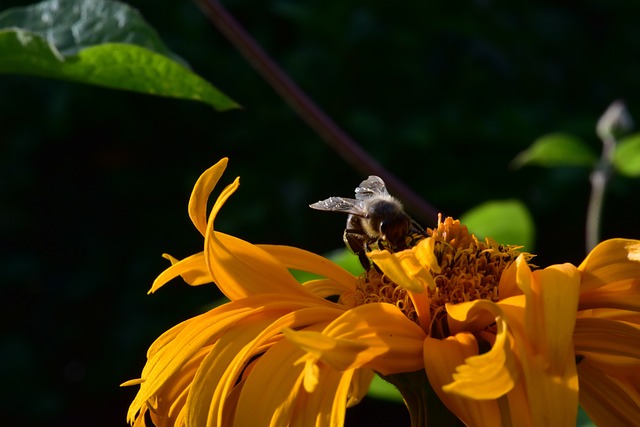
[513, 261, 580, 426]
[188, 157, 229, 237]
[259, 244, 357, 292]
[149, 252, 212, 293]
[578, 238, 640, 291]
[204, 178, 315, 299]
[368, 248, 435, 293]
[284, 303, 425, 375]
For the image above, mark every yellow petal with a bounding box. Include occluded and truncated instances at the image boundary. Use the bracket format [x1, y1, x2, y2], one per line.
[148, 252, 213, 293]
[232, 338, 307, 427]
[578, 359, 640, 426]
[284, 303, 426, 375]
[258, 244, 357, 293]
[188, 304, 341, 426]
[423, 334, 503, 427]
[497, 256, 521, 299]
[574, 317, 640, 360]
[368, 248, 435, 293]
[578, 280, 640, 312]
[509, 261, 580, 426]
[578, 238, 640, 291]
[414, 237, 441, 274]
[442, 300, 518, 399]
[204, 177, 316, 299]
[188, 158, 229, 237]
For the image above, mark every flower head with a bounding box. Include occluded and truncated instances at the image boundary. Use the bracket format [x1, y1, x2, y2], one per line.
[367, 216, 640, 426]
[124, 159, 640, 426]
[123, 159, 426, 426]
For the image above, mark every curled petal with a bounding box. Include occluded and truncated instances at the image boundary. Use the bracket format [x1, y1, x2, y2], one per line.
[149, 252, 213, 293]
[442, 300, 518, 399]
[188, 158, 229, 237]
[204, 178, 314, 300]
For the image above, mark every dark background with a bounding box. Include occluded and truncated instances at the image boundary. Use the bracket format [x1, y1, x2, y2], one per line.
[1, 0, 639, 425]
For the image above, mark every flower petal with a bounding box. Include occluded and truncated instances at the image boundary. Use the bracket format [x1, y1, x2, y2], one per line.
[149, 252, 213, 293]
[284, 303, 425, 375]
[578, 359, 640, 426]
[188, 158, 229, 237]
[510, 260, 580, 426]
[423, 334, 503, 427]
[368, 246, 436, 293]
[578, 238, 640, 291]
[442, 300, 518, 399]
[574, 317, 640, 360]
[258, 244, 357, 293]
[233, 338, 307, 427]
[204, 177, 315, 299]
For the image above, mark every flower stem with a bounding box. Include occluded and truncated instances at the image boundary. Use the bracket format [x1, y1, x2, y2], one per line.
[380, 370, 463, 427]
[194, 0, 439, 224]
[586, 134, 615, 253]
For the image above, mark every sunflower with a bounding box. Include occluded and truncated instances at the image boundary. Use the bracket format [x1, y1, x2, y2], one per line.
[124, 158, 640, 426]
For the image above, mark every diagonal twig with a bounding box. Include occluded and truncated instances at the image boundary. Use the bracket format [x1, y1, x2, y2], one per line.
[194, 0, 439, 224]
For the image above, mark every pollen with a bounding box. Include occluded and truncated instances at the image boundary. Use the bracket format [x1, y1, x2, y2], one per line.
[341, 268, 420, 324]
[341, 215, 534, 333]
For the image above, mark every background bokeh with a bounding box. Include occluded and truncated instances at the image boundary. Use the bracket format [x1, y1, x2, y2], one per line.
[1, 0, 639, 425]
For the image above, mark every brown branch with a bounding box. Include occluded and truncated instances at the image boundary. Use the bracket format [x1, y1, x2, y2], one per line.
[195, 0, 439, 224]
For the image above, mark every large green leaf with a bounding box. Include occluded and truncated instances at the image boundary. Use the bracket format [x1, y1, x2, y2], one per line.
[0, 0, 238, 111]
[460, 199, 535, 250]
[511, 133, 597, 169]
[613, 133, 640, 177]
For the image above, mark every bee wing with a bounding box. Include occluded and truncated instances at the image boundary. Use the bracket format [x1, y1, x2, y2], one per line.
[309, 197, 366, 216]
[355, 175, 389, 200]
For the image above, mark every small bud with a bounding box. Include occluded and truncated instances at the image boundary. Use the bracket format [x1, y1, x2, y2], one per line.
[596, 100, 633, 140]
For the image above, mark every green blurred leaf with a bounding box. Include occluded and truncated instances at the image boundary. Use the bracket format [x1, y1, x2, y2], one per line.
[460, 200, 535, 250]
[613, 133, 640, 177]
[367, 374, 403, 402]
[0, 0, 238, 110]
[511, 133, 597, 169]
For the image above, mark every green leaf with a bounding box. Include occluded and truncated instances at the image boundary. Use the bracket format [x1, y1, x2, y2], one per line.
[613, 133, 640, 177]
[460, 200, 535, 250]
[0, 0, 181, 60]
[511, 133, 597, 169]
[367, 374, 403, 402]
[0, 0, 239, 111]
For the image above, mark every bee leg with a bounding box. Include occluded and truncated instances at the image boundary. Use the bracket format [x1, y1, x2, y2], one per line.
[344, 229, 371, 270]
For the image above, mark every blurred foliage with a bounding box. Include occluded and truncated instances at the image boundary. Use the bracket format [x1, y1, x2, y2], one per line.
[460, 199, 535, 251]
[1, 0, 639, 425]
[0, 0, 238, 110]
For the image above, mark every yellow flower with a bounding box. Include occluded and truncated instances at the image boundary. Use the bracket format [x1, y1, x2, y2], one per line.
[368, 217, 640, 426]
[124, 158, 640, 426]
[122, 158, 427, 426]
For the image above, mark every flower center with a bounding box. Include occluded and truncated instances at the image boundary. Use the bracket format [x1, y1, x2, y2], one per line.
[341, 215, 534, 336]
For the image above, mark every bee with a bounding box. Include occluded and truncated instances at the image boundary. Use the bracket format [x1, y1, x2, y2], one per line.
[310, 175, 426, 269]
